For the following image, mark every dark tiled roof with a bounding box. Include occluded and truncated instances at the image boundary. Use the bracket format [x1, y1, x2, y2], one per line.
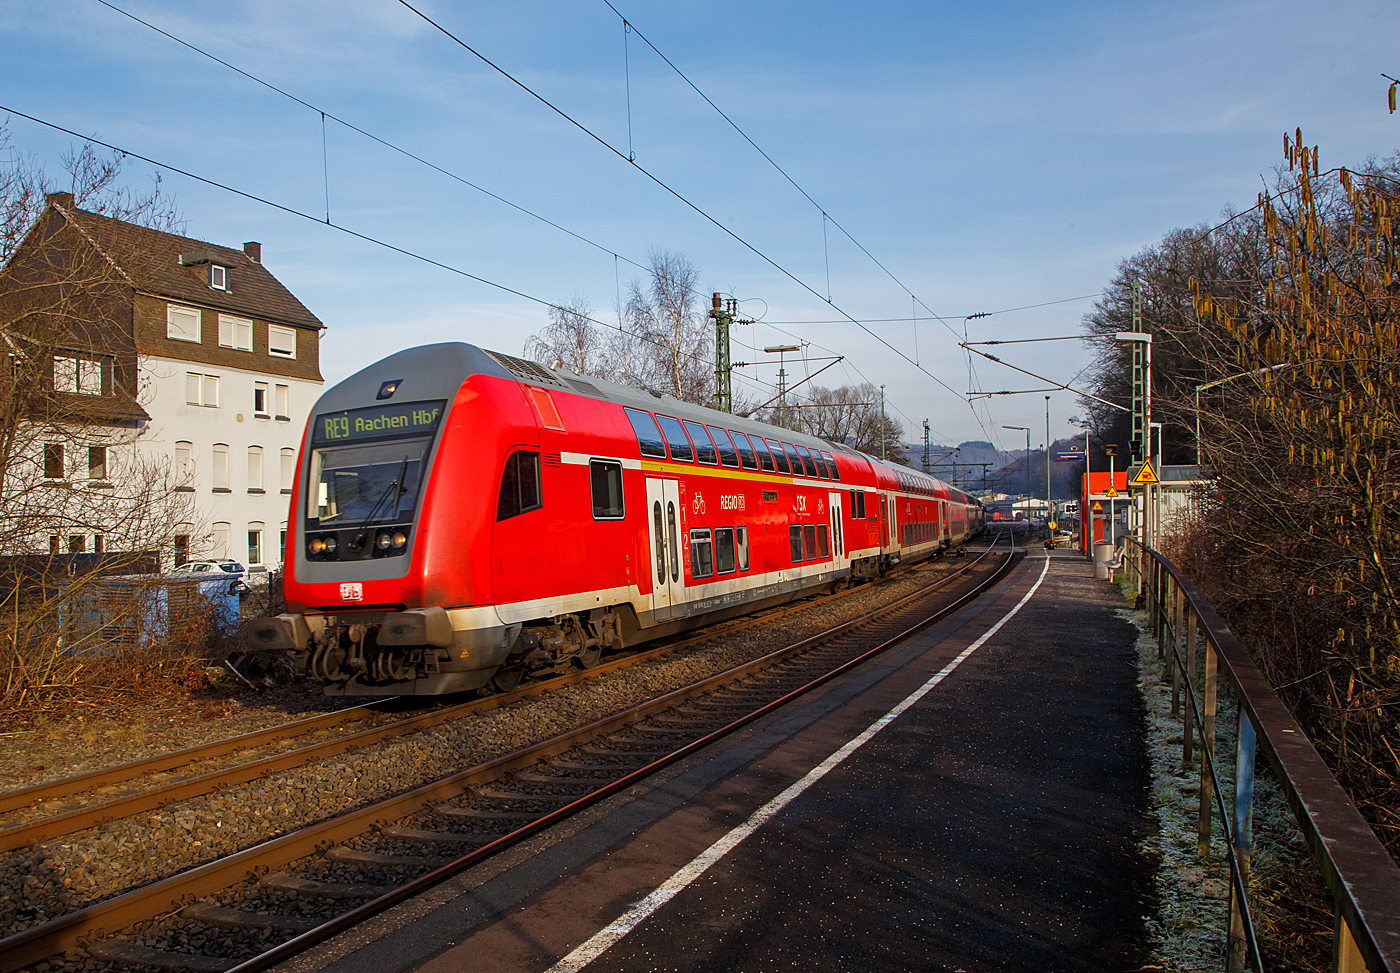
[54, 201, 324, 331]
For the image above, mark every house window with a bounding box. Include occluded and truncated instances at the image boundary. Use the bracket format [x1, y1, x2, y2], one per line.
[212, 444, 230, 491]
[211, 522, 230, 559]
[496, 450, 542, 521]
[279, 525, 287, 561]
[218, 314, 252, 351]
[253, 382, 269, 416]
[49, 536, 59, 555]
[175, 441, 194, 488]
[248, 523, 264, 565]
[274, 384, 290, 419]
[280, 448, 295, 493]
[54, 357, 101, 395]
[174, 534, 190, 567]
[248, 446, 264, 492]
[44, 443, 64, 479]
[88, 446, 107, 481]
[590, 460, 624, 519]
[68, 535, 86, 554]
[689, 528, 714, 579]
[268, 324, 297, 359]
[210, 264, 228, 290]
[186, 372, 219, 407]
[167, 304, 201, 342]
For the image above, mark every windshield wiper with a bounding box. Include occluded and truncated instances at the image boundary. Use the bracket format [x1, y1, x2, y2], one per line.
[354, 456, 411, 530]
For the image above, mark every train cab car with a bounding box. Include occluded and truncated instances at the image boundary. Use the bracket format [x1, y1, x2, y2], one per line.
[249, 342, 987, 695]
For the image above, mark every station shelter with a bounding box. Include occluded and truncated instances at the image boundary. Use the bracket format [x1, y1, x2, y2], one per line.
[1081, 471, 1128, 556]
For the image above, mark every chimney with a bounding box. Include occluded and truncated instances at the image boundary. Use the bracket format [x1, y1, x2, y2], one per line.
[47, 191, 75, 209]
[243, 241, 261, 263]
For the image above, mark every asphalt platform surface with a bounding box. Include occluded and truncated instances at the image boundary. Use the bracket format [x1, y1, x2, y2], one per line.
[282, 549, 1155, 973]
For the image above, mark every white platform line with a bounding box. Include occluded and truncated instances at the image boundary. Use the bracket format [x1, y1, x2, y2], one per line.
[547, 554, 1054, 973]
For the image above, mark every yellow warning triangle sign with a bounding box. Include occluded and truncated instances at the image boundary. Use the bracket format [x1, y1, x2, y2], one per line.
[1131, 459, 1160, 485]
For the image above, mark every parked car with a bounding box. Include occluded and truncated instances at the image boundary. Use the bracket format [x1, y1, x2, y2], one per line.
[169, 560, 249, 593]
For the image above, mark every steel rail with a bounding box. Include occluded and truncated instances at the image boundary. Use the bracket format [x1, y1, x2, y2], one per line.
[1126, 537, 1400, 973]
[0, 544, 1010, 973]
[0, 554, 944, 851]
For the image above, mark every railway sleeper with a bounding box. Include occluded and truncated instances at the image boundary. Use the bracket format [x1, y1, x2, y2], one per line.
[87, 940, 238, 973]
[322, 844, 447, 867]
[181, 901, 320, 934]
[379, 824, 490, 846]
[432, 805, 542, 821]
[475, 784, 590, 801]
[513, 770, 620, 786]
[259, 871, 392, 900]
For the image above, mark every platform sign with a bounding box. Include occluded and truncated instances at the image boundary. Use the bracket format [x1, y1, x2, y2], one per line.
[1131, 459, 1160, 485]
[1054, 452, 1085, 461]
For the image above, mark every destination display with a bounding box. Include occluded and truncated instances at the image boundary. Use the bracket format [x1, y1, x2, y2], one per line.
[313, 400, 446, 445]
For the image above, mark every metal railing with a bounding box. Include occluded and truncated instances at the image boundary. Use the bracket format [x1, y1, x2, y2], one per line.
[1121, 538, 1400, 973]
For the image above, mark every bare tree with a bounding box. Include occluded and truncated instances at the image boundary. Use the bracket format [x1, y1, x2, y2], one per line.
[524, 295, 606, 377]
[0, 123, 196, 701]
[623, 248, 711, 403]
[767, 382, 902, 456]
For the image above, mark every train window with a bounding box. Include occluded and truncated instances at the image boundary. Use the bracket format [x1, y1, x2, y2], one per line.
[655, 415, 693, 462]
[730, 431, 759, 470]
[850, 489, 865, 520]
[795, 445, 821, 479]
[751, 437, 776, 472]
[803, 523, 818, 561]
[783, 443, 807, 478]
[816, 524, 830, 559]
[590, 460, 624, 519]
[625, 408, 668, 459]
[684, 420, 719, 465]
[736, 527, 749, 571]
[823, 451, 841, 481]
[715, 527, 736, 574]
[710, 426, 741, 468]
[809, 448, 830, 479]
[690, 528, 715, 579]
[789, 524, 804, 563]
[765, 439, 790, 474]
[497, 450, 543, 521]
[653, 501, 666, 582]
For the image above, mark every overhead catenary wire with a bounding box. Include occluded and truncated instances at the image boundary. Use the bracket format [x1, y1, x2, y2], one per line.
[397, 0, 993, 444]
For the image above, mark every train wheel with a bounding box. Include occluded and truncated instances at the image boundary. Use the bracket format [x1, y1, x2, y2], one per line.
[491, 666, 524, 692]
[574, 644, 602, 669]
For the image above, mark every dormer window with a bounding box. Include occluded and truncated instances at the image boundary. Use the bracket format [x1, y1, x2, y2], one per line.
[210, 264, 228, 290]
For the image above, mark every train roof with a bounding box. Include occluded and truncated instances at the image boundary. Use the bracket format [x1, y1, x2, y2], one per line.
[329, 341, 978, 505]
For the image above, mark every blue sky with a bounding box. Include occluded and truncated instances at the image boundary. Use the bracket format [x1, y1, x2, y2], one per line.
[2, 0, 1396, 452]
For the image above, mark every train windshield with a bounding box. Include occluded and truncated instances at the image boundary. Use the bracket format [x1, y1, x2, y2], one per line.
[307, 438, 432, 527]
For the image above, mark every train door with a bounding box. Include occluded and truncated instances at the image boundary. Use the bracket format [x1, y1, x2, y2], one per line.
[644, 478, 683, 619]
[880, 494, 889, 547]
[828, 491, 846, 571]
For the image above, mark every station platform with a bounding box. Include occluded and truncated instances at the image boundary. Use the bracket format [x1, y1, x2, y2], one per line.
[284, 549, 1155, 973]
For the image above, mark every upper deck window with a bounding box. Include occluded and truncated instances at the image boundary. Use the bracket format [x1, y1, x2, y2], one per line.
[624, 408, 668, 459]
[683, 421, 718, 465]
[782, 443, 806, 477]
[655, 415, 693, 462]
[710, 427, 740, 468]
[823, 451, 841, 481]
[795, 445, 821, 479]
[765, 439, 790, 474]
[749, 436, 775, 472]
[730, 431, 759, 470]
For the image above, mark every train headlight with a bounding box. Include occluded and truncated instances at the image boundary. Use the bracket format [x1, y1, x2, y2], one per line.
[308, 537, 326, 555]
[392, 531, 408, 548]
[323, 535, 338, 553]
[376, 532, 392, 551]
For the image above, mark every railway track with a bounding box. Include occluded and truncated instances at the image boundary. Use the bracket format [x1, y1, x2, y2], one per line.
[0, 549, 956, 853]
[0, 536, 1014, 973]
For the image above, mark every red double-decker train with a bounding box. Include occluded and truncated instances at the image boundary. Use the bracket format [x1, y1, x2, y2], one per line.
[250, 343, 985, 694]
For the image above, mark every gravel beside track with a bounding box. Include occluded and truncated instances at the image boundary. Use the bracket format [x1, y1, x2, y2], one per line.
[0, 553, 985, 955]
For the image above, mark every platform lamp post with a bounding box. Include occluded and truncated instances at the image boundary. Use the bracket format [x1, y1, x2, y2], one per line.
[764, 344, 801, 429]
[1003, 425, 1030, 533]
[1104, 443, 1118, 548]
[1045, 395, 1052, 525]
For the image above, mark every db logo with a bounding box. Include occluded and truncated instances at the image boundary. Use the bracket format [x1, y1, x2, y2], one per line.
[691, 493, 706, 515]
[340, 582, 363, 602]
